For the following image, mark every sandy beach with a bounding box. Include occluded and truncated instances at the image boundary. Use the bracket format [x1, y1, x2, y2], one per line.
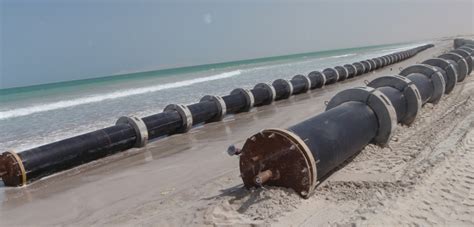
[1, 38, 473, 226]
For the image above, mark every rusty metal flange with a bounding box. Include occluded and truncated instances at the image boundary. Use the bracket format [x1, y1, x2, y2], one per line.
[0, 151, 26, 187]
[239, 128, 317, 198]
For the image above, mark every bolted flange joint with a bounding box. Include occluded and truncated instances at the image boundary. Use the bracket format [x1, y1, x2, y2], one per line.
[0, 151, 27, 187]
[164, 104, 193, 133]
[199, 95, 227, 122]
[367, 75, 422, 125]
[422, 58, 458, 94]
[399, 64, 446, 104]
[239, 128, 317, 198]
[116, 116, 149, 147]
[231, 88, 255, 112]
[272, 79, 294, 99]
[292, 75, 312, 92]
[326, 87, 397, 147]
[254, 83, 277, 104]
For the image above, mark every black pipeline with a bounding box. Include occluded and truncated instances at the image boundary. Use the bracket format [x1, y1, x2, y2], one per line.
[0, 44, 433, 187]
[236, 41, 473, 198]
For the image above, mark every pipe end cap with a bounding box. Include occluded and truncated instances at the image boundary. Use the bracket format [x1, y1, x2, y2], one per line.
[0, 151, 27, 187]
[239, 129, 317, 198]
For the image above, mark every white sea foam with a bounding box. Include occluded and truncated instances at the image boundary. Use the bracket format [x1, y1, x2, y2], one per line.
[0, 70, 242, 120]
[325, 53, 357, 59]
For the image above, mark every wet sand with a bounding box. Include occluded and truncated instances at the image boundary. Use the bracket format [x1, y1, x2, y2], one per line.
[1, 39, 473, 226]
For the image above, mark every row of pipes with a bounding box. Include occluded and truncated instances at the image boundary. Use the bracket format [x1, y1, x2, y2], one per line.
[236, 40, 474, 198]
[0, 44, 434, 187]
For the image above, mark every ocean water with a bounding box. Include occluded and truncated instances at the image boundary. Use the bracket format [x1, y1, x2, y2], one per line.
[0, 42, 426, 152]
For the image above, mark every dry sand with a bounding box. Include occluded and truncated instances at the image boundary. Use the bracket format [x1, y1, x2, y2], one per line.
[1, 39, 473, 226]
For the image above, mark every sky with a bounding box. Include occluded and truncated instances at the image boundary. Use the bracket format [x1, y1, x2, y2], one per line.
[1, 0, 473, 89]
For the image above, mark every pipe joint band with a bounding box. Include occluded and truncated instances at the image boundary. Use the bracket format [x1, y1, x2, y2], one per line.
[399, 64, 446, 104]
[368, 59, 377, 71]
[199, 95, 227, 122]
[439, 53, 468, 82]
[254, 83, 276, 104]
[164, 104, 193, 133]
[334, 66, 348, 81]
[382, 56, 389, 66]
[374, 58, 382, 69]
[323, 68, 340, 82]
[320, 73, 327, 86]
[344, 64, 357, 78]
[231, 88, 255, 112]
[451, 49, 472, 74]
[116, 116, 149, 147]
[360, 61, 370, 73]
[353, 62, 365, 75]
[367, 75, 422, 125]
[326, 87, 397, 147]
[422, 58, 458, 94]
[292, 75, 312, 92]
[341, 66, 349, 80]
[272, 79, 294, 99]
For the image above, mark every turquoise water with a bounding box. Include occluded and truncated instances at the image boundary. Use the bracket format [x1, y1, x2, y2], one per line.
[0, 42, 424, 151]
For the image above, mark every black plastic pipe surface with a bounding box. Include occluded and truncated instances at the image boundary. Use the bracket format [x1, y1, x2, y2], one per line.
[288, 101, 378, 178]
[19, 124, 137, 184]
[0, 43, 434, 187]
[237, 41, 465, 198]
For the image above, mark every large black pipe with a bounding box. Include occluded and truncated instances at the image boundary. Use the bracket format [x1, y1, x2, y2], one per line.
[238, 101, 378, 197]
[222, 93, 247, 113]
[377, 86, 407, 121]
[307, 71, 326, 88]
[251, 88, 271, 107]
[334, 66, 348, 81]
[454, 38, 474, 48]
[322, 68, 339, 84]
[352, 62, 365, 76]
[288, 102, 378, 178]
[143, 111, 184, 139]
[273, 79, 293, 100]
[0, 43, 434, 187]
[290, 75, 310, 94]
[343, 64, 357, 78]
[187, 101, 219, 125]
[451, 49, 472, 73]
[3, 125, 137, 186]
[405, 73, 434, 104]
[439, 53, 469, 81]
[422, 58, 458, 94]
[238, 46, 451, 198]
